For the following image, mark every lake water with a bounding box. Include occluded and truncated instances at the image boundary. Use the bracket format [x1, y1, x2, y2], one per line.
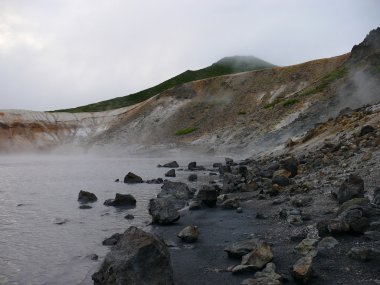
[0, 154, 220, 285]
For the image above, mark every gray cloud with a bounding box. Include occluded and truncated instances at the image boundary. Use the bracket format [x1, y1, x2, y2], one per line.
[0, 0, 379, 111]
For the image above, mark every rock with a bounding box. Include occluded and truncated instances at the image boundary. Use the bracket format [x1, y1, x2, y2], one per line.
[340, 208, 369, 233]
[231, 264, 256, 274]
[273, 169, 291, 178]
[88, 253, 99, 261]
[291, 255, 314, 283]
[326, 218, 350, 233]
[373, 187, 380, 205]
[236, 207, 243, 213]
[114, 179, 120, 182]
[213, 162, 223, 168]
[102, 233, 122, 246]
[146, 178, 164, 184]
[93, 226, 173, 285]
[272, 176, 290, 186]
[219, 165, 232, 174]
[348, 246, 380, 261]
[225, 239, 261, 258]
[123, 172, 143, 183]
[159, 181, 192, 201]
[359, 125, 375, 136]
[317, 236, 338, 252]
[104, 193, 136, 207]
[294, 238, 318, 256]
[52, 218, 68, 225]
[279, 208, 302, 225]
[195, 185, 218, 207]
[148, 197, 180, 225]
[281, 156, 298, 177]
[364, 231, 380, 241]
[241, 262, 282, 285]
[223, 173, 243, 192]
[188, 162, 197, 170]
[177, 225, 199, 243]
[188, 174, 198, 182]
[221, 198, 240, 210]
[369, 221, 380, 231]
[124, 214, 135, 220]
[239, 166, 248, 178]
[78, 190, 98, 203]
[241, 241, 273, 270]
[291, 196, 312, 208]
[160, 161, 179, 168]
[165, 169, 176, 177]
[225, 157, 234, 165]
[362, 151, 373, 161]
[336, 197, 370, 215]
[189, 200, 202, 210]
[336, 174, 364, 204]
[79, 204, 92, 209]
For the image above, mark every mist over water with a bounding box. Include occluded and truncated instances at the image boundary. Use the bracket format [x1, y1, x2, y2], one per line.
[0, 154, 220, 284]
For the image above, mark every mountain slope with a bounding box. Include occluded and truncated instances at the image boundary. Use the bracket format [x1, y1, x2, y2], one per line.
[57, 56, 275, 113]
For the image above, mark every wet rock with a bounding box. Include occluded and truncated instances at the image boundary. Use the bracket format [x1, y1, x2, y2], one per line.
[348, 246, 380, 261]
[188, 161, 197, 170]
[78, 190, 97, 203]
[364, 231, 380, 241]
[146, 178, 164, 184]
[104, 193, 136, 207]
[219, 165, 232, 174]
[177, 225, 199, 243]
[165, 169, 176, 177]
[225, 157, 234, 165]
[93, 226, 173, 285]
[160, 181, 192, 200]
[114, 179, 120, 182]
[159, 161, 179, 168]
[188, 174, 198, 182]
[317, 236, 338, 252]
[335, 174, 364, 204]
[124, 214, 135, 220]
[373, 187, 380, 205]
[272, 176, 290, 186]
[88, 253, 98, 261]
[123, 172, 143, 183]
[291, 255, 315, 283]
[102, 233, 122, 246]
[359, 125, 375, 136]
[52, 218, 68, 225]
[196, 185, 218, 207]
[241, 241, 273, 270]
[79, 204, 92, 209]
[236, 207, 243, 213]
[225, 239, 261, 258]
[148, 197, 180, 225]
[221, 198, 240, 210]
[281, 156, 298, 177]
[241, 262, 282, 285]
[294, 238, 318, 256]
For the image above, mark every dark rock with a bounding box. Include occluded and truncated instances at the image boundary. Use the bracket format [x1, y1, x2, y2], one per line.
[78, 190, 98, 203]
[93, 226, 173, 285]
[281, 156, 298, 177]
[364, 231, 380, 241]
[223, 173, 243, 193]
[336, 197, 370, 215]
[104, 193, 136, 207]
[188, 162, 197, 170]
[291, 196, 312, 207]
[148, 197, 180, 225]
[241, 241, 273, 270]
[89, 254, 98, 261]
[359, 125, 375, 136]
[160, 161, 179, 168]
[373, 187, 380, 205]
[225, 239, 261, 258]
[189, 200, 202, 210]
[317, 236, 339, 253]
[221, 198, 240, 210]
[258, 169, 274, 179]
[102, 233, 122, 246]
[225, 157, 234, 165]
[159, 181, 192, 207]
[348, 246, 380, 261]
[124, 214, 135, 220]
[213, 163, 223, 168]
[123, 172, 143, 183]
[219, 165, 232, 174]
[241, 262, 282, 285]
[340, 208, 369, 233]
[239, 166, 248, 178]
[146, 178, 164, 184]
[177, 225, 199, 243]
[195, 185, 218, 207]
[291, 255, 315, 283]
[272, 176, 290, 186]
[369, 221, 380, 231]
[114, 179, 119, 182]
[165, 169, 176, 177]
[79, 204, 92, 209]
[336, 174, 364, 204]
[188, 174, 198, 182]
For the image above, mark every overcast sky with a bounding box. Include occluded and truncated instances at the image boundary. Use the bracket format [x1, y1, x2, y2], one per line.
[0, 0, 379, 111]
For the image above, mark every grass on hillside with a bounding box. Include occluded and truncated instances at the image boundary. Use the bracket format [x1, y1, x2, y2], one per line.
[175, 126, 197, 136]
[56, 56, 274, 113]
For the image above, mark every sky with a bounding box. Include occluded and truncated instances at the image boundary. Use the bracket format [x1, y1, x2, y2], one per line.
[0, 0, 379, 111]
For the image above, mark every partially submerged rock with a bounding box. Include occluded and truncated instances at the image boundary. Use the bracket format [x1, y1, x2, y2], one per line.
[159, 161, 179, 168]
[148, 197, 180, 225]
[195, 185, 218, 207]
[102, 233, 122, 246]
[93, 226, 174, 285]
[78, 190, 97, 203]
[104, 193, 136, 207]
[165, 169, 176, 177]
[177, 225, 199, 243]
[123, 172, 143, 183]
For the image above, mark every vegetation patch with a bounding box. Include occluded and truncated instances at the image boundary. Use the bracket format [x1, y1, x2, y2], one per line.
[264, 102, 277, 109]
[238, 110, 247, 115]
[282, 98, 299, 107]
[175, 126, 197, 136]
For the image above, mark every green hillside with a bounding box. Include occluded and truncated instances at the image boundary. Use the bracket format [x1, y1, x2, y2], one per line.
[57, 56, 275, 113]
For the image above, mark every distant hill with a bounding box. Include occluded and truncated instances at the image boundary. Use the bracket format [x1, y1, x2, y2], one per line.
[57, 56, 275, 113]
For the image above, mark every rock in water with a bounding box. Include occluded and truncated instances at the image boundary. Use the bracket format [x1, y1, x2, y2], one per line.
[79, 204, 92, 209]
[104, 193, 136, 207]
[336, 174, 364, 204]
[102, 233, 122, 246]
[160, 161, 179, 168]
[165, 169, 176, 177]
[177, 226, 199, 243]
[123, 172, 143, 183]
[195, 185, 218, 207]
[188, 161, 197, 170]
[188, 174, 198, 182]
[149, 197, 180, 225]
[77, 190, 97, 203]
[92, 226, 174, 285]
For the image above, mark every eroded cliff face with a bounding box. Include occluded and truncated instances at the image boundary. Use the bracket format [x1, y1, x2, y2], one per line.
[1, 28, 379, 155]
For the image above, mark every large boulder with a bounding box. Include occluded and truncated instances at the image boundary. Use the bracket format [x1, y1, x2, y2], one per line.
[148, 197, 180, 225]
[158, 181, 192, 210]
[123, 172, 143, 183]
[92, 226, 174, 285]
[104, 194, 136, 207]
[195, 185, 218, 207]
[78, 190, 97, 203]
[336, 174, 364, 204]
